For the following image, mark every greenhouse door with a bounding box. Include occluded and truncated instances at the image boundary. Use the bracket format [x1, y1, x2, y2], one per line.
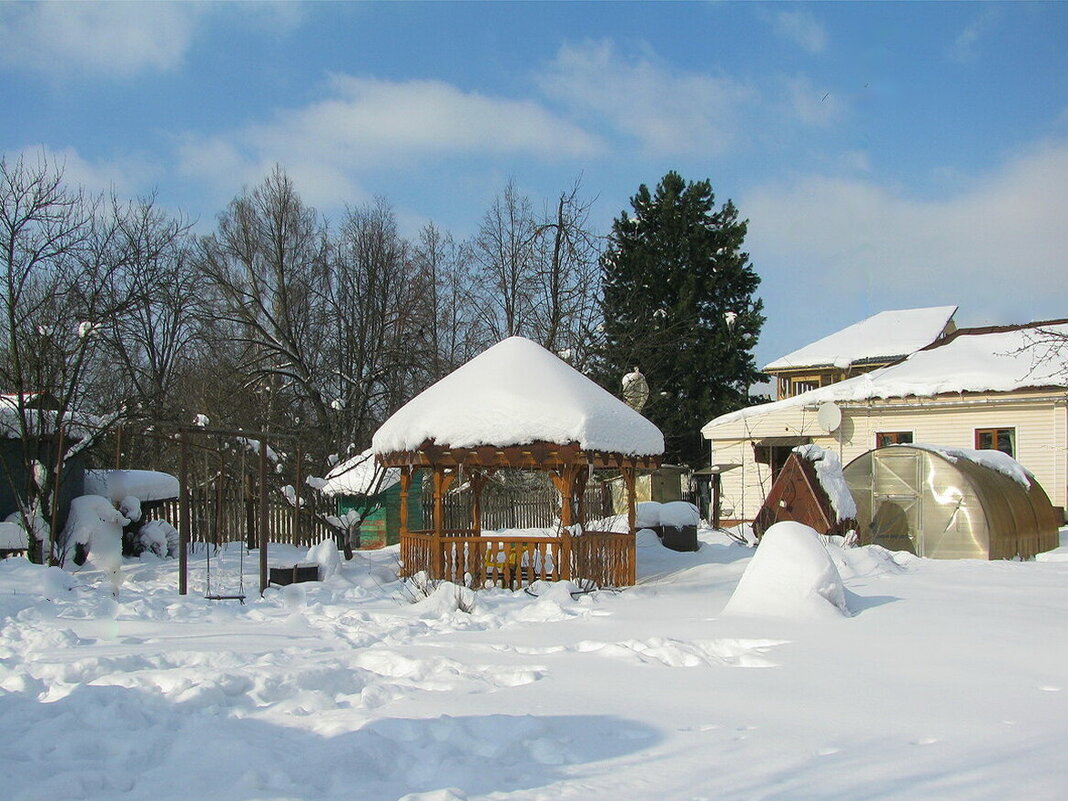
[870, 450, 924, 556]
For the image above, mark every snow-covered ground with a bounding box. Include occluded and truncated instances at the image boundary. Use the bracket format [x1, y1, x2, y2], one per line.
[3, 528, 1068, 801]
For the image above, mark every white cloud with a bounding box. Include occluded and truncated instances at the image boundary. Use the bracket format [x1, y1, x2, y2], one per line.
[948, 8, 999, 64]
[536, 40, 756, 156]
[783, 75, 843, 128]
[743, 139, 1068, 323]
[0, 3, 204, 79]
[771, 10, 828, 55]
[176, 74, 603, 209]
[9, 145, 159, 198]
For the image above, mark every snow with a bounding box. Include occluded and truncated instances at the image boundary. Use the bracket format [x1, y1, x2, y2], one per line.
[373, 337, 664, 456]
[83, 469, 179, 503]
[319, 448, 399, 496]
[907, 443, 1034, 487]
[3, 523, 1068, 800]
[137, 519, 178, 559]
[793, 444, 858, 521]
[635, 500, 701, 529]
[763, 305, 957, 371]
[0, 521, 26, 549]
[706, 322, 1068, 429]
[723, 521, 852, 620]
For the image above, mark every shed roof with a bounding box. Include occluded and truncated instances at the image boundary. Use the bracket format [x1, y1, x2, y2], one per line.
[320, 449, 399, 497]
[763, 305, 957, 372]
[372, 336, 664, 457]
[704, 320, 1068, 433]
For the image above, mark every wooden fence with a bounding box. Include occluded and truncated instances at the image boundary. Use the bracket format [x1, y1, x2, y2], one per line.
[400, 528, 634, 589]
[144, 491, 339, 550]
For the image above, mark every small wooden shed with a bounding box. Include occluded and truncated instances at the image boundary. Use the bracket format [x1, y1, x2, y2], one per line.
[373, 337, 665, 589]
[321, 450, 423, 548]
[754, 447, 857, 538]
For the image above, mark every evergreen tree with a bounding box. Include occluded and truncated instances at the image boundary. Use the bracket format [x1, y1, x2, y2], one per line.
[597, 171, 765, 466]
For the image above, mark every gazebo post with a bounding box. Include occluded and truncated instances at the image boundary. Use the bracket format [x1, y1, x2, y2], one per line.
[622, 462, 637, 534]
[432, 466, 446, 578]
[398, 466, 411, 536]
[622, 460, 638, 586]
[469, 470, 487, 535]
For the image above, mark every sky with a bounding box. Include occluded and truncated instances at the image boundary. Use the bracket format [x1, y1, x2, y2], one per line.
[2, 1, 1067, 371]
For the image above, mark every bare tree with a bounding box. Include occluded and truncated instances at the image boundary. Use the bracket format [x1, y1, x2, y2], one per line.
[413, 221, 485, 380]
[197, 166, 332, 441]
[327, 197, 423, 447]
[0, 154, 140, 558]
[531, 179, 602, 368]
[98, 197, 199, 422]
[472, 180, 539, 340]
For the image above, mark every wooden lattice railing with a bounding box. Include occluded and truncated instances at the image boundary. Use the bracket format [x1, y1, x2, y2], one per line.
[399, 529, 635, 589]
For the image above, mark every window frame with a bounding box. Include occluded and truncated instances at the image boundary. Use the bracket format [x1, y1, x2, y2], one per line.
[875, 431, 914, 448]
[974, 427, 1016, 457]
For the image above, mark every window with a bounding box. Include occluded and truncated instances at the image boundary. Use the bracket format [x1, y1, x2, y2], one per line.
[875, 431, 913, 448]
[753, 438, 811, 479]
[975, 427, 1015, 457]
[793, 379, 821, 394]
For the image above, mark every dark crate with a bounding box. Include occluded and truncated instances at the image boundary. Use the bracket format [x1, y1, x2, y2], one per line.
[659, 525, 698, 552]
[269, 563, 320, 586]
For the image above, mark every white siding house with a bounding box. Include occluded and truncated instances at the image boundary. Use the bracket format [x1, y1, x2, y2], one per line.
[702, 320, 1068, 523]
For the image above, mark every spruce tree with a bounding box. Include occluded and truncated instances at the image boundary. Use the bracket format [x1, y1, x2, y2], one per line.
[597, 171, 765, 466]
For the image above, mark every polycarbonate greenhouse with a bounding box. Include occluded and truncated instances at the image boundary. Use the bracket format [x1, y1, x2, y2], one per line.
[843, 445, 1059, 560]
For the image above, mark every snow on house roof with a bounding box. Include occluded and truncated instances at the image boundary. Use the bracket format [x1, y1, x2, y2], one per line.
[704, 321, 1068, 432]
[763, 306, 958, 372]
[320, 449, 399, 497]
[372, 336, 665, 456]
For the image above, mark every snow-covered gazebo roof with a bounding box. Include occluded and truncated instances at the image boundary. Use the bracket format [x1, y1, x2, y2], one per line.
[373, 337, 664, 466]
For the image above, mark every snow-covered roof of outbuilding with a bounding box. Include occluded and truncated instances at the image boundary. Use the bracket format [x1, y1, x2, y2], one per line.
[319, 449, 399, 497]
[763, 305, 957, 372]
[372, 337, 665, 456]
[704, 320, 1068, 432]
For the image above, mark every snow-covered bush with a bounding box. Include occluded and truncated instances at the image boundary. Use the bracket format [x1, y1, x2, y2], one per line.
[137, 519, 179, 558]
[61, 495, 130, 594]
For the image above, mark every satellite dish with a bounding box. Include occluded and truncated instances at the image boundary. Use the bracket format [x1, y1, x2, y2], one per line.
[816, 402, 842, 433]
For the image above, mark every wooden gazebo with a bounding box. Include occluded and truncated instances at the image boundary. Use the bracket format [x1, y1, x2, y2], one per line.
[373, 337, 664, 589]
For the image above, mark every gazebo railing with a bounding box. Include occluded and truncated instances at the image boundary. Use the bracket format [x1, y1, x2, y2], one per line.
[399, 528, 634, 589]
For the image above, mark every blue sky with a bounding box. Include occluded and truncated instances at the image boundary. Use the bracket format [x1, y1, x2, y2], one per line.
[3, 1, 1067, 371]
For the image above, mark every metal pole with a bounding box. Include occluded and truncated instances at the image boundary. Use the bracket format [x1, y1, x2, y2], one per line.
[294, 444, 303, 546]
[259, 438, 268, 595]
[712, 473, 722, 530]
[179, 433, 189, 595]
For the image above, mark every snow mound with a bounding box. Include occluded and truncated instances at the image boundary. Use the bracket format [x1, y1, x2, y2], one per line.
[724, 521, 851, 620]
[305, 537, 342, 579]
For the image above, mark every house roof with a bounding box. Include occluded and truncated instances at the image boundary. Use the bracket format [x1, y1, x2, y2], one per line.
[762, 305, 958, 372]
[703, 320, 1068, 434]
[372, 336, 665, 457]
